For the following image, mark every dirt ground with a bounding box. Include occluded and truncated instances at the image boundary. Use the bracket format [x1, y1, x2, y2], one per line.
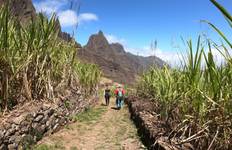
[35, 98, 146, 150]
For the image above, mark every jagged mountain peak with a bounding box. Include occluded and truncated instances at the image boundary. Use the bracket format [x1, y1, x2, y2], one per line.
[0, 0, 76, 43]
[0, 0, 36, 23]
[110, 43, 126, 54]
[85, 30, 110, 50]
[79, 31, 165, 84]
[98, 30, 104, 35]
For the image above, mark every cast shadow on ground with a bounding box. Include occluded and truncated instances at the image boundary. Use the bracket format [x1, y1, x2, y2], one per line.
[111, 107, 120, 110]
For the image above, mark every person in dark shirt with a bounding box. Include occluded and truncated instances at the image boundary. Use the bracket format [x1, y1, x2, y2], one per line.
[104, 84, 111, 106]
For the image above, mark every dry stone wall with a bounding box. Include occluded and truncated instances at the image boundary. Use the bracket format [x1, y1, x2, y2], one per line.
[0, 89, 97, 150]
[125, 96, 193, 150]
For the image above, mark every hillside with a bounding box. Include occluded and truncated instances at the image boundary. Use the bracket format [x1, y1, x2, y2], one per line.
[0, 0, 36, 23]
[0, 0, 73, 42]
[0, 0, 166, 84]
[78, 31, 165, 84]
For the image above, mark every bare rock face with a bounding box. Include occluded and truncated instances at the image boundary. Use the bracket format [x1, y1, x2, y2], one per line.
[110, 43, 125, 54]
[0, 0, 36, 23]
[86, 30, 110, 50]
[0, 0, 165, 85]
[0, 0, 75, 43]
[78, 31, 165, 85]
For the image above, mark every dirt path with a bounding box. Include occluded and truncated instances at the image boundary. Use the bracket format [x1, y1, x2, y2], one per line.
[35, 99, 146, 150]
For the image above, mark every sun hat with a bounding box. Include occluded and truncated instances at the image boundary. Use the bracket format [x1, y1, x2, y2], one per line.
[117, 84, 122, 88]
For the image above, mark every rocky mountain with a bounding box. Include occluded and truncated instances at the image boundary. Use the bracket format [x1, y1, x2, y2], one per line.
[78, 31, 165, 84]
[0, 0, 36, 23]
[0, 0, 74, 42]
[0, 0, 165, 84]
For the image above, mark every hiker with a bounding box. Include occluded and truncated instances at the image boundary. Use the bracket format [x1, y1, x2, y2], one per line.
[115, 85, 125, 109]
[104, 84, 111, 106]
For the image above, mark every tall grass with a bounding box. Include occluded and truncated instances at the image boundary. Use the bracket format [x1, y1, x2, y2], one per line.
[137, 0, 232, 149]
[74, 62, 101, 96]
[0, 4, 101, 111]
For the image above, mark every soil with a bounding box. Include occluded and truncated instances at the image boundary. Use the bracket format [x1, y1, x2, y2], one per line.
[35, 98, 146, 150]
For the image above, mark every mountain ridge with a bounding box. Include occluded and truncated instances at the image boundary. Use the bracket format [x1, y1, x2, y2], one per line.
[0, 0, 74, 42]
[0, 0, 166, 84]
[78, 31, 165, 84]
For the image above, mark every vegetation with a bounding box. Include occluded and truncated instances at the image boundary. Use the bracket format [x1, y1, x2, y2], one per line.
[34, 143, 65, 150]
[0, 4, 101, 111]
[71, 106, 106, 123]
[137, 0, 232, 149]
[74, 62, 101, 95]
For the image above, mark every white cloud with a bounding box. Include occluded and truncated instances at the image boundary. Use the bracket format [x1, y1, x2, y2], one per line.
[104, 33, 231, 67]
[154, 47, 232, 67]
[78, 13, 98, 24]
[33, 0, 98, 27]
[58, 12, 98, 27]
[124, 46, 151, 56]
[155, 49, 183, 67]
[34, 0, 65, 15]
[58, 10, 78, 27]
[154, 48, 228, 67]
[105, 34, 127, 45]
[105, 34, 179, 65]
[125, 46, 182, 66]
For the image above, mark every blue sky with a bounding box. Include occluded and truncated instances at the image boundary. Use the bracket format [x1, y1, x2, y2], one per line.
[33, 0, 232, 65]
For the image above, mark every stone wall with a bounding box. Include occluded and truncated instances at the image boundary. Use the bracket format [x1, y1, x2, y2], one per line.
[125, 96, 193, 150]
[0, 89, 98, 150]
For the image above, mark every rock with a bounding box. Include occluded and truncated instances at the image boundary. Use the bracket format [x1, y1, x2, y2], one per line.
[20, 120, 29, 127]
[40, 115, 48, 124]
[0, 144, 7, 150]
[21, 134, 26, 138]
[8, 135, 21, 144]
[32, 112, 37, 118]
[3, 123, 11, 130]
[66, 112, 70, 116]
[20, 134, 35, 148]
[0, 0, 36, 23]
[78, 30, 165, 85]
[32, 122, 39, 129]
[34, 115, 44, 122]
[0, 77, 93, 149]
[13, 114, 26, 125]
[8, 143, 17, 150]
[59, 118, 66, 125]
[54, 113, 58, 117]
[24, 113, 33, 123]
[15, 125, 20, 132]
[15, 136, 22, 144]
[55, 118, 59, 123]
[20, 125, 29, 134]
[0, 130, 5, 139]
[37, 125, 46, 134]
[52, 124, 59, 132]
[8, 136, 16, 143]
[5, 128, 16, 137]
[46, 109, 55, 117]
[14, 131, 20, 136]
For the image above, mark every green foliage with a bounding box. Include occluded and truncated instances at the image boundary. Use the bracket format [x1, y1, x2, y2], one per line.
[137, 0, 232, 148]
[64, 100, 71, 108]
[34, 143, 65, 150]
[72, 107, 106, 124]
[0, 4, 101, 110]
[74, 62, 101, 96]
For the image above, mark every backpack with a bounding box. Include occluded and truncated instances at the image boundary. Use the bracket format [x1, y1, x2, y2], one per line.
[118, 90, 123, 97]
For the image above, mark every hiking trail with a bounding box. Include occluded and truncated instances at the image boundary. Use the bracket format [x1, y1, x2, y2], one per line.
[35, 98, 146, 150]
